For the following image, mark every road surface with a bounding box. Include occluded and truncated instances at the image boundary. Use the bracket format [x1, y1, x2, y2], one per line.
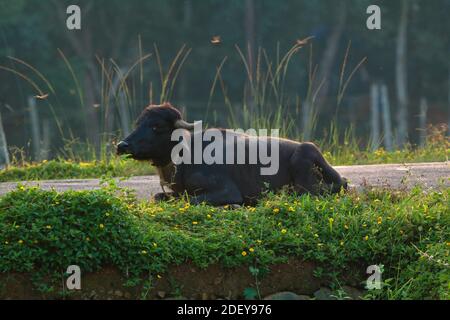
[0, 162, 448, 199]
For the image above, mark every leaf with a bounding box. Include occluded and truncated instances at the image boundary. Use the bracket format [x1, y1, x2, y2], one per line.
[243, 287, 258, 300]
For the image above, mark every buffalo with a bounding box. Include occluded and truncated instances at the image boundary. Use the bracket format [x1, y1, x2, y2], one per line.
[117, 103, 348, 205]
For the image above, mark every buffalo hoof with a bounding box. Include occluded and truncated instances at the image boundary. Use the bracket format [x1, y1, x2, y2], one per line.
[153, 192, 173, 202]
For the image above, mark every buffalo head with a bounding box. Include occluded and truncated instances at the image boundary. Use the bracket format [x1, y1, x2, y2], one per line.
[117, 103, 193, 166]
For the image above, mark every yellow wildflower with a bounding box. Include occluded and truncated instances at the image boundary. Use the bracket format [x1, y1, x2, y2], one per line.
[281, 229, 287, 234]
[249, 247, 255, 252]
[273, 208, 280, 214]
[141, 250, 147, 255]
[99, 224, 104, 229]
[192, 221, 198, 225]
[364, 235, 369, 241]
[18, 240, 24, 244]
[46, 225, 52, 229]
[79, 162, 91, 168]
[241, 251, 247, 257]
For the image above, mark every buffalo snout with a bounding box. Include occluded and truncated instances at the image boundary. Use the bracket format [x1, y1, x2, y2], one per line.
[116, 140, 131, 155]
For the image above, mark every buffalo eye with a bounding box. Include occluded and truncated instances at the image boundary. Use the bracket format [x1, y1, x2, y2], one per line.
[152, 125, 166, 133]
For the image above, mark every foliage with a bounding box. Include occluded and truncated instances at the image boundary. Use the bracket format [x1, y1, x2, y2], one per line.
[0, 183, 448, 299]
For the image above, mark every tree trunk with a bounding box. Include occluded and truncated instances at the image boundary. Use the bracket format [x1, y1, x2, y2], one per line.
[245, 0, 256, 77]
[28, 96, 41, 161]
[41, 119, 51, 160]
[448, 68, 450, 135]
[0, 112, 10, 168]
[419, 97, 428, 147]
[370, 83, 381, 150]
[380, 84, 394, 151]
[179, 0, 192, 102]
[314, 0, 347, 110]
[244, 0, 256, 108]
[395, 0, 409, 147]
[83, 73, 101, 158]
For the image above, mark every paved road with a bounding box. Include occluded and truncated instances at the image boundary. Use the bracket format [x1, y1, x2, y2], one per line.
[0, 162, 448, 199]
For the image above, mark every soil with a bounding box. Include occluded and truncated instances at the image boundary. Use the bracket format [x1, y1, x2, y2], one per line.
[0, 259, 363, 300]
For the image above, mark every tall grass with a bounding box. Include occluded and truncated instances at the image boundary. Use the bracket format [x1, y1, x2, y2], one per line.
[0, 38, 447, 166]
[1, 37, 191, 162]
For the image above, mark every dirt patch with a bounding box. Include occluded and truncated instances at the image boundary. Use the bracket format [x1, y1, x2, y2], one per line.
[0, 259, 343, 300]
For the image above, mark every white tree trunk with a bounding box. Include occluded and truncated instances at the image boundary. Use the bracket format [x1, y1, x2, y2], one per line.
[41, 119, 51, 160]
[28, 96, 41, 161]
[395, 0, 409, 147]
[419, 97, 428, 147]
[370, 83, 381, 150]
[380, 84, 393, 151]
[0, 112, 10, 168]
[448, 68, 450, 136]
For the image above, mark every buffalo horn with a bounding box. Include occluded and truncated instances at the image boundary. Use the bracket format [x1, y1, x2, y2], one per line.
[174, 119, 195, 130]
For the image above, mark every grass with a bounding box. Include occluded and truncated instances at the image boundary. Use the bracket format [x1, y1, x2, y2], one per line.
[0, 182, 448, 299]
[0, 158, 154, 182]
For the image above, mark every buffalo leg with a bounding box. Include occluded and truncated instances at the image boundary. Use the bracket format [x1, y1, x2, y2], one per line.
[184, 171, 243, 206]
[153, 192, 178, 202]
[290, 142, 346, 194]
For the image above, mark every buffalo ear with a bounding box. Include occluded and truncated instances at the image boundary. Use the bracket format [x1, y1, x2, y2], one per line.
[174, 119, 195, 130]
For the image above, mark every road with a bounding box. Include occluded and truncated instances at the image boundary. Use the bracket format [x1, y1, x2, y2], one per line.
[0, 162, 448, 199]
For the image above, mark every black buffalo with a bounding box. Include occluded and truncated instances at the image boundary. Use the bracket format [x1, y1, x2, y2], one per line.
[117, 103, 348, 205]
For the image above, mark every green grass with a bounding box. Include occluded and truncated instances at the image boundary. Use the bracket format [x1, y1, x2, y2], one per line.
[0, 182, 448, 299]
[0, 158, 154, 182]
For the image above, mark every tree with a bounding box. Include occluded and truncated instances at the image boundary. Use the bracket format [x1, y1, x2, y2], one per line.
[395, 0, 409, 147]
